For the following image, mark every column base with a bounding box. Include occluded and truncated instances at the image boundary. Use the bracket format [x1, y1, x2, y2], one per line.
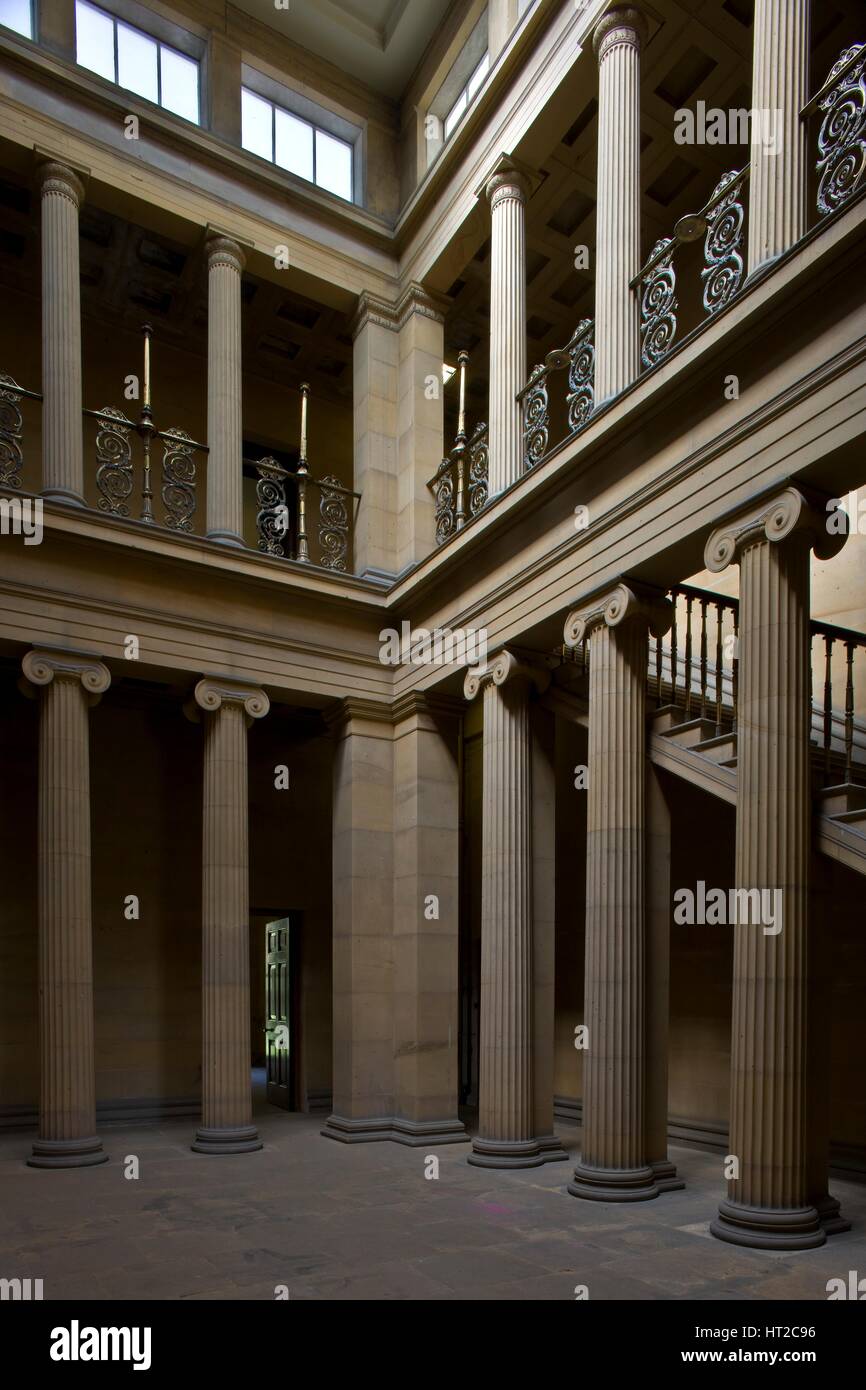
[206, 529, 246, 549]
[814, 1193, 851, 1237]
[467, 1134, 569, 1169]
[41, 487, 86, 508]
[568, 1161, 660, 1202]
[322, 1114, 469, 1146]
[27, 1136, 108, 1169]
[651, 1157, 686, 1193]
[191, 1125, 262, 1155]
[710, 1198, 826, 1250]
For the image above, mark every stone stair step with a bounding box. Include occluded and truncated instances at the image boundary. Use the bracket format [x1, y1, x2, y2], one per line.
[694, 731, 738, 763]
[830, 808, 866, 828]
[658, 717, 719, 749]
[816, 783, 866, 817]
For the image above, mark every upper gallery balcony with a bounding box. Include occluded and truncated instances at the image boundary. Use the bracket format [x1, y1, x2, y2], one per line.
[0, 0, 863, 585]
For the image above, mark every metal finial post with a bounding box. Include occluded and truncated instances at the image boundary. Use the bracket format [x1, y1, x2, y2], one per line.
[140, 323, 155, 524]
[296, 383, 310, 563]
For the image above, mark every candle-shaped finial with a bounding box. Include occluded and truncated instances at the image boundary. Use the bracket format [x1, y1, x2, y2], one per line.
[298, 382, 310, 474]
[141, 323, 153, 414]
[457, 350, 469, 443]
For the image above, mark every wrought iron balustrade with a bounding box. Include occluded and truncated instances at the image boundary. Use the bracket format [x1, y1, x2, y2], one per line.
[517, 318, 595, 474]
[428, 351, 489, 545]
[0, 373, 42, 490]
[84, 326, 206, 531]
[252, 383, 358, 571]
[803, 42, 866, 218]
[632, 166, 750, 372]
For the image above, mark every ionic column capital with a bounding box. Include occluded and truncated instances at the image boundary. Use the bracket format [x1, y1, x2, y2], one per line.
[704, 486, 848, 574]
[564, 581, 672, 647]
[190, 675, 270, 724]
[206, 233, 246, 274]
[463, 647, 551, 700]
[593, 6, 648, 62]
[37, 160, 86, 208]
[21, 647, 110, 703]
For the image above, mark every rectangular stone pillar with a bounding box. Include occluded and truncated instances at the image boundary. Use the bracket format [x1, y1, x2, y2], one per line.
[391, 694, 466, 1144]
[208, 34, 242, 146]
[397, 288, 445, 572]
[351, 296, 399, 580]
[322, 699, 396, 1139]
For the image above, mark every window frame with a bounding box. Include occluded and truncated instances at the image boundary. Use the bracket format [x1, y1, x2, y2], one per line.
[0, 0, 35, 41]
[240, 74, 360, 207]
[74, 0, 203, 126]
[444, 50, 490, 143]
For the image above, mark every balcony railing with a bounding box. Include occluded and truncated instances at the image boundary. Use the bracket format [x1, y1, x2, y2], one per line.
[803, 42, 866, 217]
[428, 351, 489, 545]
[0, 328, 358, 572]
[517, 317, 595, 472]
[632, 166, 750, 372]
[0, 373, 42, 489]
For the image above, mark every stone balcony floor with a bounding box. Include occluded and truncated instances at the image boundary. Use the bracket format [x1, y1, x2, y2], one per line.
[1, 1107, 864, 1301]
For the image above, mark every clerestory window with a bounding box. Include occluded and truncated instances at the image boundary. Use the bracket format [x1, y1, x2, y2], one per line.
[0, 0, 33, 39]
[444, 52, 490, 141]
[74, 0, 201, 125]
[241, 87, 355, 204]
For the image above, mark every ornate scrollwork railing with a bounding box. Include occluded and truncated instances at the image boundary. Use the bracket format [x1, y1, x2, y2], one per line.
[804, 43, 866, 217]
[428, 350, 489, 545]
[252, 385, 357, 570]
[85, 327, 207, 530]
[516, 318, 595, 473]
[0, 372, 41, 489]
[632, 165, 749, 371]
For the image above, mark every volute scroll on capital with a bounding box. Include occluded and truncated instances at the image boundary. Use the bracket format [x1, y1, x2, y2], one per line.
[463, 647, 551, 701]
[191, 676, 270, 725]
[704, 486, 849, 574]
[20, 648, 111, 704]
[564, 581, 672, 648]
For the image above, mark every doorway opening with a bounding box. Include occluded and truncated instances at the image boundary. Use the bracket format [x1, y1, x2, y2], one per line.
[250, 913, 301, 1111]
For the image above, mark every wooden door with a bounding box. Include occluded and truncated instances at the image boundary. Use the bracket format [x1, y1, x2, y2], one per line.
[265, 918, 292, 1109]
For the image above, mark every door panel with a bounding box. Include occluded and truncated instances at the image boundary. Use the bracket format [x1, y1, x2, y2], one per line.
[265, 918, 291, 1109]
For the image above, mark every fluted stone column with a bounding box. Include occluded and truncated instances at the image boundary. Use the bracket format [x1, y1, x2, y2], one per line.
[464, 649, 567, 1167]
[206, 234, 246, 547]
[189, 676, 269, 1153]
[563, 582, 672, 1200]
[747, 0, 810, 276]
[40, 161, 86, 506]
[706, 487, 846, 1248]
[485, 161, 529, 496]
[21, 648, 110, 1168]
[593, 8, 646, 405]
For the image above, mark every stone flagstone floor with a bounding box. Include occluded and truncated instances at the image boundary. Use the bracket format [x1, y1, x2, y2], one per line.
[1, 1104, 864, 1301]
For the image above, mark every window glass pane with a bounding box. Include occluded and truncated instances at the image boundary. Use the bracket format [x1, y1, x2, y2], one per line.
[0, 0, 32, 39]
[76, 0, 115, 83]
[241, 88, 273, 161]
[117, 22, 158, 103]
[315, 129, 352, 201]
[275, 108, 314, 182]
[160, 46, 199, 123]
[467, 53, 489, 103]
[444, 90, 467, 141]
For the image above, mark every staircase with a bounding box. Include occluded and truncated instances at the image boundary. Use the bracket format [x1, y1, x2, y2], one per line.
[646, 586, 866, 877]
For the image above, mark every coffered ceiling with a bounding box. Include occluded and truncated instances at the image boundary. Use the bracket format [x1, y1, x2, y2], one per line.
[231, 0, 455, 98]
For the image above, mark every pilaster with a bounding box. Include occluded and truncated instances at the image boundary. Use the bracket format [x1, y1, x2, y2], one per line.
[206, 232, 246, 547]
[747, 0, 810, 275]
[39, 159, 87, 507]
